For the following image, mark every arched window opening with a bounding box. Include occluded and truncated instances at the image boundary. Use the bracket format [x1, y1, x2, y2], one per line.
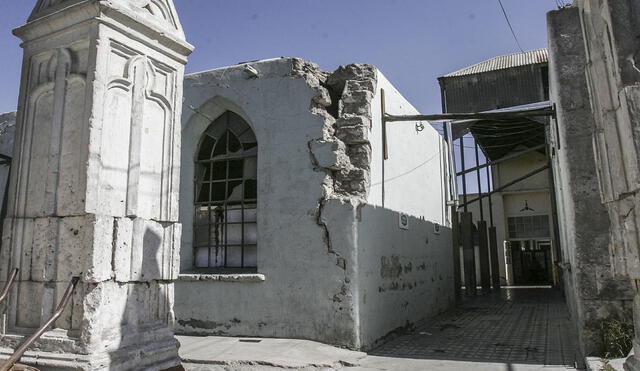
[194, 111, 257, 270]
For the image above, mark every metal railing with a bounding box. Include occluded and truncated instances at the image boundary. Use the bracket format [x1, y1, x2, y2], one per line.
[0, 276, 79, 371]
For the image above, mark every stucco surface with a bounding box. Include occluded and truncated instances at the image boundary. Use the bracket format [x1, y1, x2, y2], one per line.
[174, 58, 453, 350]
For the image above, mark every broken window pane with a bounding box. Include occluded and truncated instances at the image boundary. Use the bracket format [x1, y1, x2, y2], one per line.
[194, 110, 258, 269]
[213, 132, 228, 158]
[211, 182, 226, 202]
[227, 180, 243, 201]
[196, 183, 210, 203]
[211, 162, 227, 180]
[198, 135, 215, 160]
[228, 131, 241, 154]
[228, 159, 243, 179]
[244, 180, 257, 199]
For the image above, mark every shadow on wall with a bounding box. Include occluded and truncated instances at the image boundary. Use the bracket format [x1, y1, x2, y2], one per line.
[107, 223, 179, 370]
[355, 204, 454, 350]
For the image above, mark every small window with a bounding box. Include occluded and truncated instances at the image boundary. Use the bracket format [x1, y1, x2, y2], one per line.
[194, 111, 257, 270]
[507, 215, 550, 239]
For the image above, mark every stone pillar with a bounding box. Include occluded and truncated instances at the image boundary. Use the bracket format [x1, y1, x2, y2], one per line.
[488, 226, 500, 288]
[452, 211, 462, 296]
[573, 0, 640, 367]
[548, 4, 634, 356]
[0, 1, 192, 369]
[461, 212, 476, 295]
[477, 220, 491, 291]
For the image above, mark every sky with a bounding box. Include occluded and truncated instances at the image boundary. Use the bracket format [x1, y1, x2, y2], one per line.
[0, 0, 563, 192]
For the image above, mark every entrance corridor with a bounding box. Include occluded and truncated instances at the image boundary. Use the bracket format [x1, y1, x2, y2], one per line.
[368, 288, 583, 369]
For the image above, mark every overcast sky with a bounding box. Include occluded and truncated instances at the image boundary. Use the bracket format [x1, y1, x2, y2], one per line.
[0, 0, 560, 114]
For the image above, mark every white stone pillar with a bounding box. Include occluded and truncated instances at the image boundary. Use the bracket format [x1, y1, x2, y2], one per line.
[0, 0, 192, 369]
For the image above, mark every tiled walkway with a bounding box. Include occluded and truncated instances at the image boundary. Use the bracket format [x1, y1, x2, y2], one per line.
[370, 288, 583, 369]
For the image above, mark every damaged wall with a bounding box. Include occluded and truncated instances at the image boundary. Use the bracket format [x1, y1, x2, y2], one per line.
[175, 58, 361, 348]
[174, 57, 453, 350]
[547, 6, 633, 356]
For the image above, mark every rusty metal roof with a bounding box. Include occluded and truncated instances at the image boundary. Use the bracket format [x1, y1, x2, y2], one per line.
[442, 48, 548, 78]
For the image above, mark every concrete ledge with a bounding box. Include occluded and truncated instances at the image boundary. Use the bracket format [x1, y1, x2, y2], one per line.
[178, 273, 266, 282]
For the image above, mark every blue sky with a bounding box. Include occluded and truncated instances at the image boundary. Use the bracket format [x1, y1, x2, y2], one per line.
[0, 0, 562, 193]
[1, 0, 559, 114]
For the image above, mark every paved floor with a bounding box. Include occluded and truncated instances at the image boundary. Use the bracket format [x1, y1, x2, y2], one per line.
[371, 288, 583, 368]
[180, 288, 584, 370]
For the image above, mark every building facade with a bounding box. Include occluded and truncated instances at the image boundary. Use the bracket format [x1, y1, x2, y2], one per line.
[0, 57, 455, 354]
[440, 50, 558, 288]
[173, 58, 454, 350]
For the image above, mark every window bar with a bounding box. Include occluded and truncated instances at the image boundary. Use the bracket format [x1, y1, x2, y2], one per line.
[241, 168, 245, 267]
[208, 169, 213, 268]
[224, 130, 230, 267]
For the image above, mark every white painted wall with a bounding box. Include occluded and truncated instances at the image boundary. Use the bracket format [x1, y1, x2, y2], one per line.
[174, 59, 453, 350]
[175, 58, 360, 347]
[369, 72, 449, 226]
[357, 72, 453, 347]
[356, 205, 453, 348]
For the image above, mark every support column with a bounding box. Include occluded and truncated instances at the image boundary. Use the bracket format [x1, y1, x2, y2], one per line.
[461, 212, 476, 295]
[489, 226, 500, 289]
[0, 1, 193, 370]
[452, 211, 461, 296]
[477, 220, 491, 291]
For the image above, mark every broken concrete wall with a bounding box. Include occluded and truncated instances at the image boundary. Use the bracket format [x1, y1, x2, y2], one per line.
[175, 58, 361, 348]
[175, 58, 453, 350]
[548, 6, 633, 356]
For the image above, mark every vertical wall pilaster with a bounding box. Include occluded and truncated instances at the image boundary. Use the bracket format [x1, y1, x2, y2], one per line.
[573, 0, 640, 365]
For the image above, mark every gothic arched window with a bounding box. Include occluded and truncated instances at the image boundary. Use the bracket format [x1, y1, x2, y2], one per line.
[194, 111, 257, 270]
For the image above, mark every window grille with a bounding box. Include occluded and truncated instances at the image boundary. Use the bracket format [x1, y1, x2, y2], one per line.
[507, 215, 550, 239]
[194, 111, 257, 270]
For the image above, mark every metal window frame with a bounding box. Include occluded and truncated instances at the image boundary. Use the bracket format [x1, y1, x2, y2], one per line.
[193, 112, 257, 271]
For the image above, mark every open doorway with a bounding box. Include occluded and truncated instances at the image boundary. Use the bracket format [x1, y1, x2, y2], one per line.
[509, 239, 553, 285]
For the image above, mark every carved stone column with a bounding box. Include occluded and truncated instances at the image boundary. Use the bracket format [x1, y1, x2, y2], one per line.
[0, 0, 192, 369]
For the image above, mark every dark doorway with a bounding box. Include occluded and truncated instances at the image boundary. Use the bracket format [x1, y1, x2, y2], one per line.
[510, 240, 552, 285]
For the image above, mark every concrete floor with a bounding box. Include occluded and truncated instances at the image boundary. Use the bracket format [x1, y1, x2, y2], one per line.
[179, 288, 584, 370]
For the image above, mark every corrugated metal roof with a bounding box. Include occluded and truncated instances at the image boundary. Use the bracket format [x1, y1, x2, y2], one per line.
[442, 48, 548, 78]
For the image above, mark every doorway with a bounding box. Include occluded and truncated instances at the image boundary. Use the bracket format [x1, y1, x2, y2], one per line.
[509, 239, 552, 285]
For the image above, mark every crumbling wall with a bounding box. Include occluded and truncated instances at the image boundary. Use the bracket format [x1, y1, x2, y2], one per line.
[548, 6, 633, 356]
[174, 57, 452, 350]
[175, 58, 367, 348]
